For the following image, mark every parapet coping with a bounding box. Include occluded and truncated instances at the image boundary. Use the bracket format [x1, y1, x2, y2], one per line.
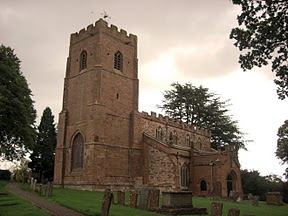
[70, 18, 137, 44]
[136, 111, 210, 137]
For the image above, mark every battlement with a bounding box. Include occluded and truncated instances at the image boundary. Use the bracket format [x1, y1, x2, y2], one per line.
[137, 111, 210, 137]
[70, 18, 137, 45]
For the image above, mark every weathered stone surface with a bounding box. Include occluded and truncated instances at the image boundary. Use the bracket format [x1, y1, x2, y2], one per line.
[211, 202, 223, 216]
[228, 208, 240, 216]
[101, 189, 113, 216]
[117, 191, 125, 205]
[137, 188, 149, 210]
[266, 192, 283, 205]
[129, 191, 138, 208]
[147, 189, 160, 210]
[162, 191, 193, 208]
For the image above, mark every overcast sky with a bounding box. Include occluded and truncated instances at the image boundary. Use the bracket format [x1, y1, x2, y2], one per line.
[1, 0, 288, 177]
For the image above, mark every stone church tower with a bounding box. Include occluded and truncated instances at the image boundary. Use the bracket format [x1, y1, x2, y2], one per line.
[54, 19, 139, 188]
[54, 19, 243, 197]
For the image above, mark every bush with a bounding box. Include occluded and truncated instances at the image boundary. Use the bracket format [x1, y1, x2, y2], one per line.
[0, 169, 11, 180]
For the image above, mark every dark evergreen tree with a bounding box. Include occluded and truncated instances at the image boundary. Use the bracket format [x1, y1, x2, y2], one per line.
[276, 120, 288, 179]
[29, 107, 56, 182]
[230, 0, 288, 99]
[159, 83, 245, 150]
[0, 45, 36, 160]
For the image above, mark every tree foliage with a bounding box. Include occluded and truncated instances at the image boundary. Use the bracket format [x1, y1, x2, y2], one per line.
[230, 0, 288, 99]
[159, 83, 244, 150]
[0, 45, 36, 160]
[241, 169, 284, 201]
[29, 107, 57, 182]
[276, 120, 288, 178]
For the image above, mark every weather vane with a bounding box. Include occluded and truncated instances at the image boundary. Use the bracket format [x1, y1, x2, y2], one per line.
[101, 11, 111, 22]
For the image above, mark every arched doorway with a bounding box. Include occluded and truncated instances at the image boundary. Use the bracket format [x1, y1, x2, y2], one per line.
[226, 171, 237, 197]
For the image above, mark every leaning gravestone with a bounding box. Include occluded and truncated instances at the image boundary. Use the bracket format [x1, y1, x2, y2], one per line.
[101, 189, 113, 216]
[117, 191, 125, 205]
[211, 202, 223, 216]
[228, 208, 240, 216]
[129, 190, 138, 208]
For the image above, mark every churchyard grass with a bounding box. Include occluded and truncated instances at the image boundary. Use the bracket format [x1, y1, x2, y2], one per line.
[50, 188, 288, 216]
[19, 183, 288, 216]
[0, 181, 48, 216]
[49, 187, 161, 216]
[193, 196, 288, 216]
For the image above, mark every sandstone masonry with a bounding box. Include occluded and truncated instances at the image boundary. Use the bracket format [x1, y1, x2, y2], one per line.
[54, 18, 243, 198]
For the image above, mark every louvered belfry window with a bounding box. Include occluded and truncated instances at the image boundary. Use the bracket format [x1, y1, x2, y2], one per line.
[80, 50, 87, 70]
[114, 51, 123, 71]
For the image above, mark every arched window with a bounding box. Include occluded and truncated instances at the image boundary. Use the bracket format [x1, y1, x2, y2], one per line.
[80, 50, 87, 70]
[156, 126, 163, 141]
[180, 164, 189, 189]
[114, 51, 123, 71]
[173, 131, 177, 145]
[200, 180, 207, 191]
[185, 134, 190, 147]
[169, 132, 173, 145]
[72, 133, 84, 170]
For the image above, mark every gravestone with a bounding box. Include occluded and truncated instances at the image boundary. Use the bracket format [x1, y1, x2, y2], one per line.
[228, 208, 240, 216]
[266, 192, 283, 205]
[162, 191, 193, 208]
[117, 191, 125, 205]
[251, 196, 259, 206]
[211, 202, 223, 216]
[137, 188, 149, 210]
[47, 182, 53, 197]
[159, 192, 207, 215]
[32, 179, 37, 192]
[147, 189, 160, 210]
[101, 189, 113, 216]
[129, 190, 138, 208]
[30, 177, 34, 189]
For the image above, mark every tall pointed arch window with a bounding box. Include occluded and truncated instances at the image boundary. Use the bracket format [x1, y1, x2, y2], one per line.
[185, 134, 191, 147]
[114, 51, 123, 71]
[180, 164, 189, 189]
[72, 133, 84, 170]
[80, 50, 87, 71]
[156, 126, 163, 141]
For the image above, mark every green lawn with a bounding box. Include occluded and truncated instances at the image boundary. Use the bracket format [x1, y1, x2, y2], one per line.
[193, 197, 288, 216]
[17, 183, 288, 216]
[0, 181, 48, 216]
[50, 187, 161, 216]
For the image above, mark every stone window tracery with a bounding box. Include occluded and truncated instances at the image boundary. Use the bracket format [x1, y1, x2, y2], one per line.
[185, 134, 190, 147]
[71, 133, 84, 170]
[114, 51, 123, 71]
[80, 50, 87, 70]
[180, 164, 189, 189]
[156, 126, 163, 141]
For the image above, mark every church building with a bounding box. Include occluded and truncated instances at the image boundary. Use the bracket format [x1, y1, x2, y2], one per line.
[54, 18, 242, 198]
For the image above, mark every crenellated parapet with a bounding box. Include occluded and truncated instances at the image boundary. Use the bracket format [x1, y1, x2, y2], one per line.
[70, 18, 137, 45]
[137, 111, 210, 137]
